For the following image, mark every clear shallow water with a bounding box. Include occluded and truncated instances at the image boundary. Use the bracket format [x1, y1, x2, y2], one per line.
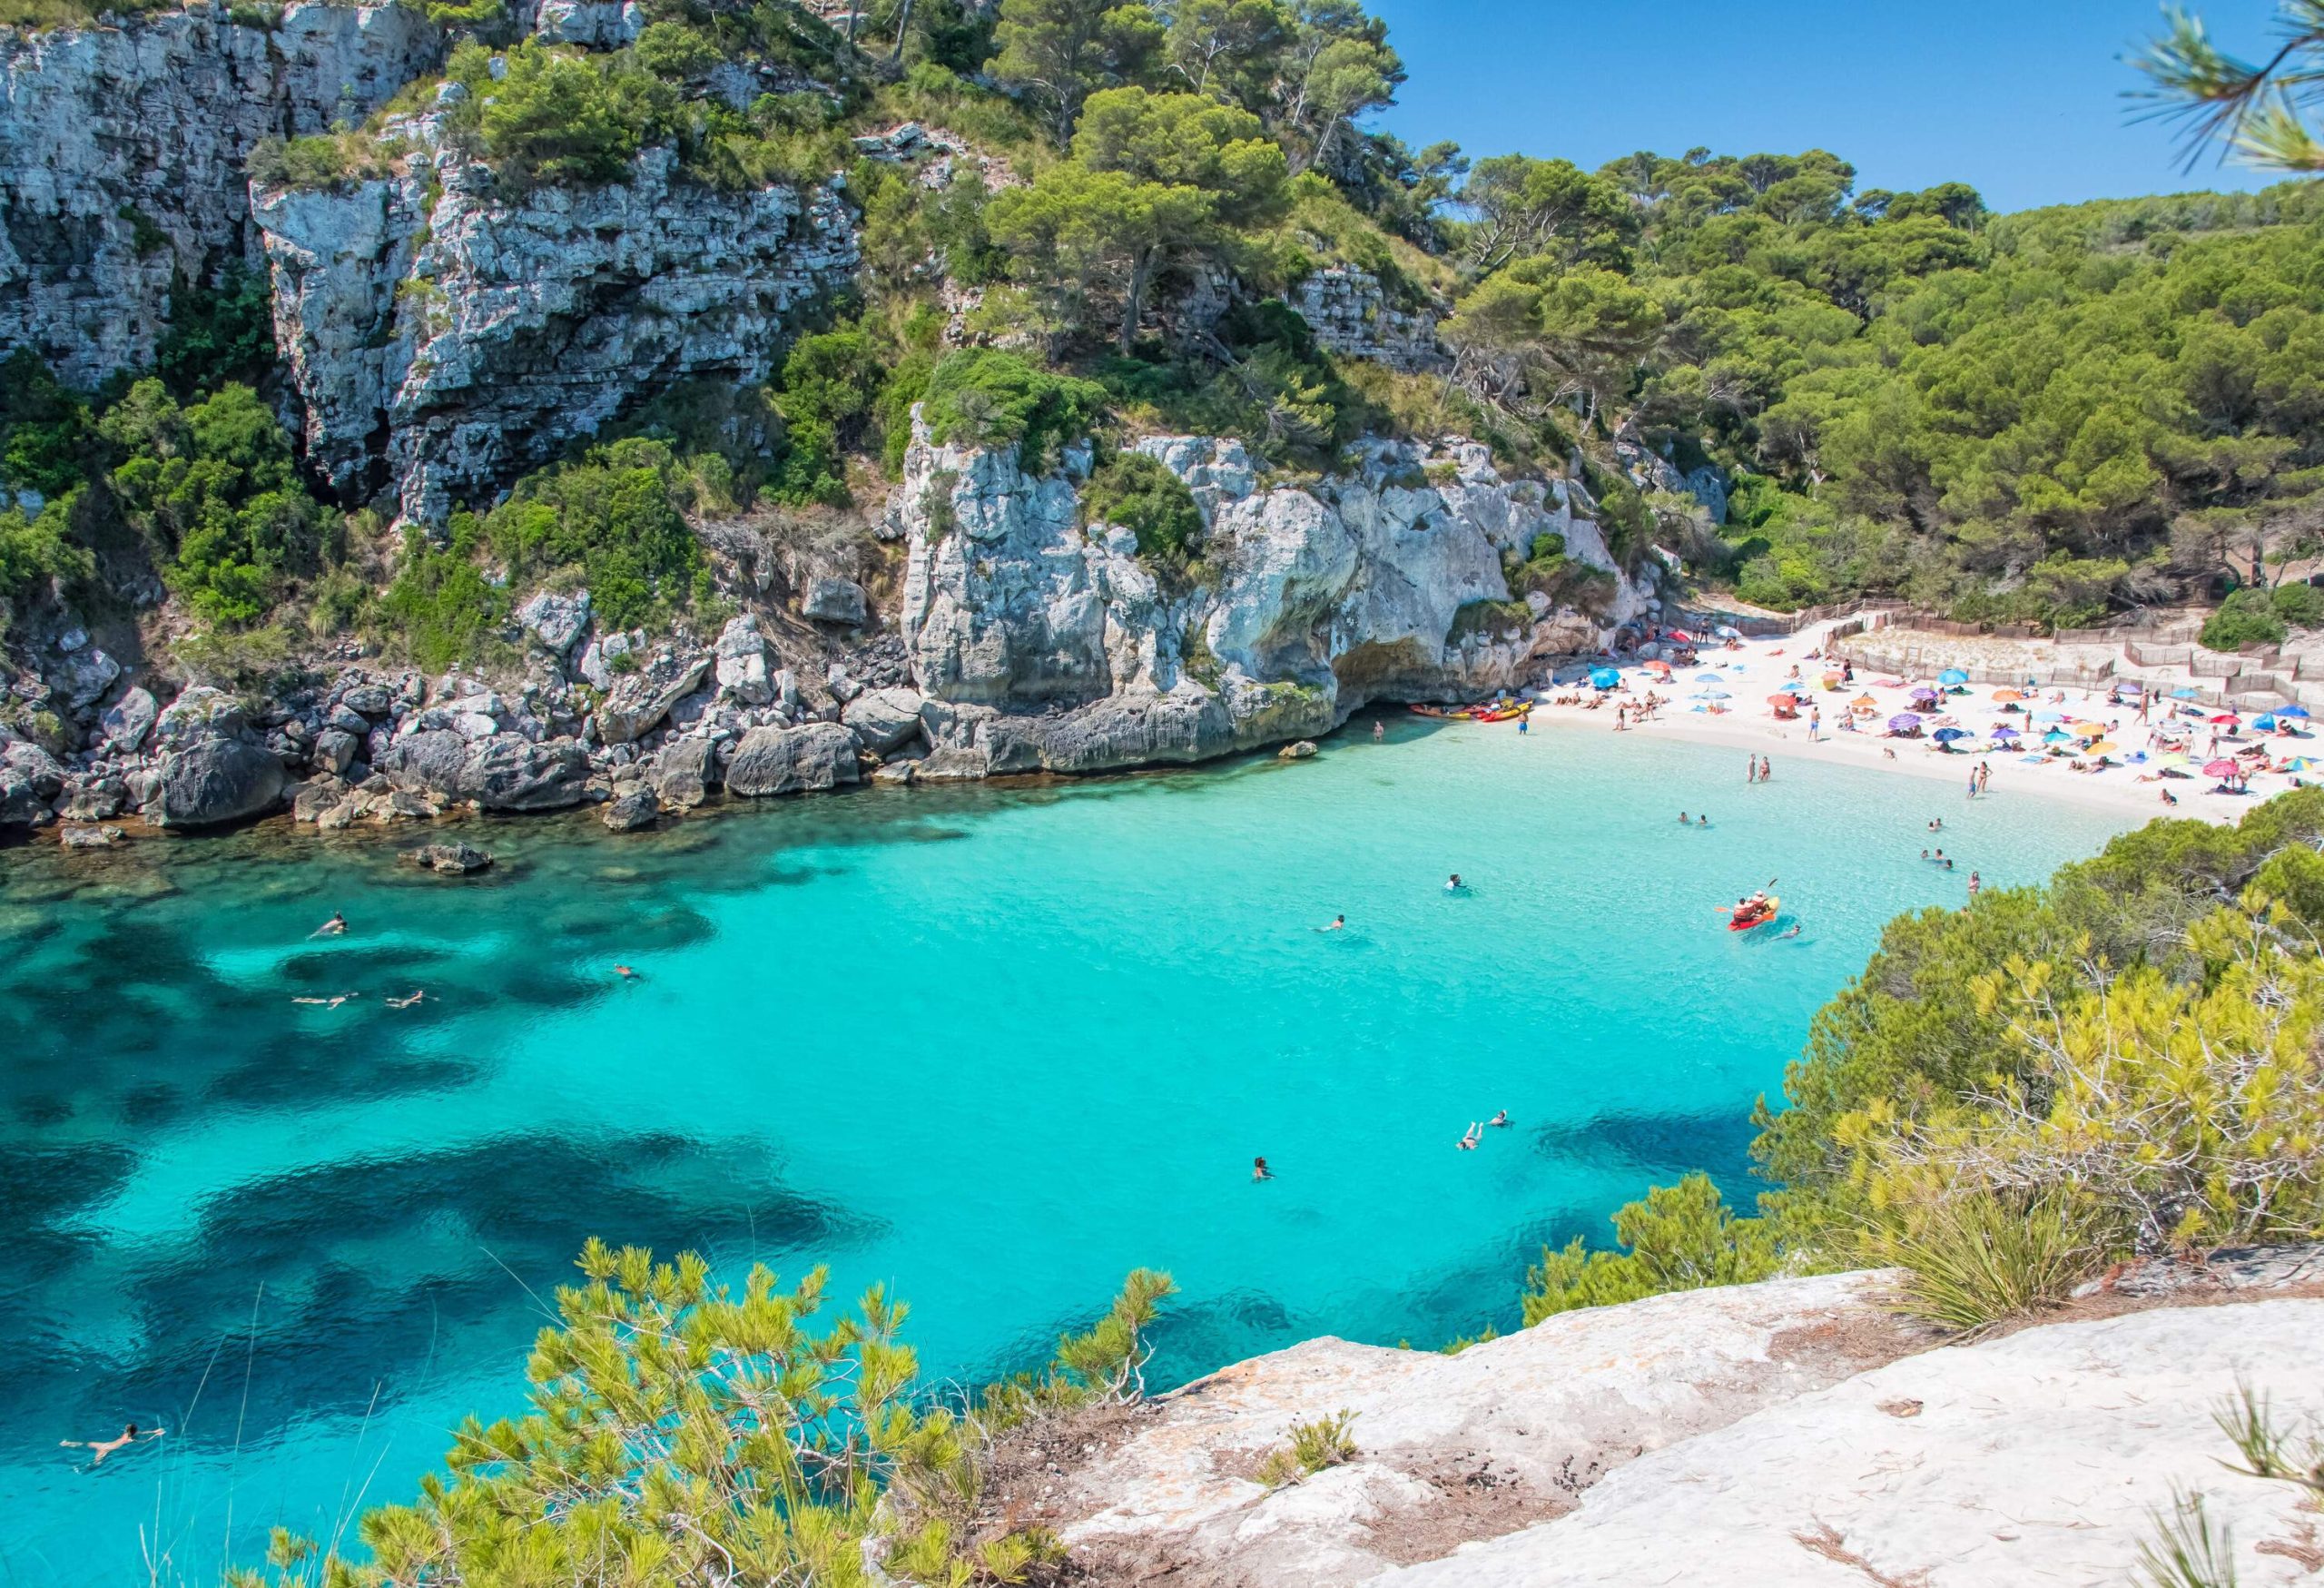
[0, 720, 2131, 1584]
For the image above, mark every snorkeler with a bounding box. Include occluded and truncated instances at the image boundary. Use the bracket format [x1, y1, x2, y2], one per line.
[615, 964, 640, 981]
[62, 1424, 163, 1467]
[385, 991, 427, 1009]
[1316, 915, 1345, 932]
[310, 912, 347, 938]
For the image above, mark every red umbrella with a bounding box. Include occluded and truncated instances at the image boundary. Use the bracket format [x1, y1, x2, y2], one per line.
[1667, 630, 1693, 643]
[2209, 713, 2240, 725]
[2204, 759, 2240, 776]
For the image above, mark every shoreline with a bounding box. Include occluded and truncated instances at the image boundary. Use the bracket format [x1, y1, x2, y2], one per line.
[1511, 616, 2280, 829]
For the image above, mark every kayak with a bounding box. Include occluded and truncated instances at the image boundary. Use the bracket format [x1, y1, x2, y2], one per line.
[1471, 702, 1534, 723]
[1727, 897, 1780, 932]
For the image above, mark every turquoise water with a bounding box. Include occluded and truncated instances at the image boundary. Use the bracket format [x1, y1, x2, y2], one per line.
[0, 720, 2131, 1584]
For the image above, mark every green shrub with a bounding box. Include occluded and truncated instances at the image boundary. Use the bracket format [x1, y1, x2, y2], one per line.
[922, 350, 1109, 469]
[378, 519, 511, 674]
[154, 264, 278, 398]
[1447, 597, 1531, 643]
[1256, 1411, 1358, 1488]
[478, 437, 704, 629]
[769, 325, 885, 505]
[1083, 451, 1202, 569]
[0, 498, 94, 638]
[2201, 586, 2289, 651]
[101, 380, 329, 628]
[0, 349, 92, 499]
[633, 20, 723, 79]
[2270, 579, 2324, 629]
[1865, 1191, 2095, 1332]
[1521, 1174, 1781, 1325]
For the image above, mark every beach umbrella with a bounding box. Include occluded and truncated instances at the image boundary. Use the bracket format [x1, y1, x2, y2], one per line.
[2172, 687, 2201, 699]
[1938, 668, 1969, 686]
[1909, 685, 1940, 697]
[1766, 693, 1799, 708]
[2208, 713, 2240, 725]
[1714, 624, 1740, 637]
[2282, 705, 2312, 719]
[2204, 759, 2240, 776]
[1888, 714, 1922, 732]
[2043, 729, 2073, 745]
[1990, 725, 2021, 740]
[1933, 727, 1970, 742]
[1590, 667, 1620, 689]
[2072, 722, 2108, 737]
[2087, 740, 2118, 754]
[1695, 672, 1724, 683]
[1993, 688, 2024, 702]
[2287, 756, 2318, 772]
[2255, 715, 2278, 731]
[1851, 694, 1877, 707]
[2033, 709, 2066, 724]
[1667, 630, 1693, 643]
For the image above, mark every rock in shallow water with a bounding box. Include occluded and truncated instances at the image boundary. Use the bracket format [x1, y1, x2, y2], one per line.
[601, 787, 660, 832]
[401, 842, 493, 874]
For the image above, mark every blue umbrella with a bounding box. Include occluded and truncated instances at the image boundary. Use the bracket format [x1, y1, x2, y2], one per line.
[1590, 667, 1620, 689]
[2043, 728, 2072, 744]
[1934, 726, 1970, 741]
[1991, 725, 2021, 740]
[2282, 705, 2312, 719]
[2034, 709, 2066, 723]
[2172, 687, 2201, 699]
[1695, 673, 1724, 683]
[2256, 715, 2278, 731]
[1938, 668, 1969, 686]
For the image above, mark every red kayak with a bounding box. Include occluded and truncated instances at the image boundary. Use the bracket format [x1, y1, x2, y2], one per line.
[1727, 897, 1779, 931]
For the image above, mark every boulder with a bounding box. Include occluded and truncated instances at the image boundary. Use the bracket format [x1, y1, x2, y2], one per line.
[714, 613, 774, 705]
[1278, 739, 1319, 759]
[340, 683, 395, 717]
[601, 787, 660, 832]
[59, 824, 124, 848]
[59, 780, 123, 820]
[515, 588, 592, 656]
[312, 728, 359, 775]
[803, 577, 868, 626]
[842, 687, 926, 754]
[655, 736, 717, 809]
[293, 775, 350, 822]
[596, 652, 711, 745]
[378, 729, 470, 800]
[402, 842, 494, 874]
[152, 686, 247, 750]
[50, 640, 120, 712]
[724, 722, 862, 797]
[99, 686, 159, 753]
[150, 739, 287, 828]
[458, 735, 590, 811]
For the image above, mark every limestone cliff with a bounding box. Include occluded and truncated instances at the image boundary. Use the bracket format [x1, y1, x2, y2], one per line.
[885, 421, 1656, 779]
[0, 1, 442, 386]
[254, 123, 860, 522]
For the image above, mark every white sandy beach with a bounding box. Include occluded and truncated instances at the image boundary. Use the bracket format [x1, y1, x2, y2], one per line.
[1500, 616, 2311, 828]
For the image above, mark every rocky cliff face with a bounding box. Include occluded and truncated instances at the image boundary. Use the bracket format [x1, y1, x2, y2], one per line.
[0, 1, 441, 387]
[885, 421, 1654, 778]
[255, 124, 860, 521]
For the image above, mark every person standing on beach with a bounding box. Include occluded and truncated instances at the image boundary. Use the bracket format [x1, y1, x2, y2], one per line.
[1809, 708, 1821, 742]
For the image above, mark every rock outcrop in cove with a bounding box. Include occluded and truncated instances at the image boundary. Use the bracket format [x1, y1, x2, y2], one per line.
[889, 421, 1654, 775]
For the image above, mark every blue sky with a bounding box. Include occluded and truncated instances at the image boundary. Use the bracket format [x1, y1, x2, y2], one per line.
[1368, 1, 2290, 212]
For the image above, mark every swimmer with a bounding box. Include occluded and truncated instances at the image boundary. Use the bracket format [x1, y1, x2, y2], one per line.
[1487, 1110, 1510, 1129]
[1456, 1123, 1481, 1151]
[1777, 925, 1801, 940]
[1679, 812, 1690, 824]
[1252, 1156, 1274, 1182]
[1445, 873, 1464, 892]
[1698, 814, 1709, 826]
[614, 964, 640, 981]
[1967, 872, 1981, 897]
[385, 991, 427, 1009]
[1928, 818, 1943, 832]
[311, 912, 347, 938]
[291, 992, 359, 1009]
[62, 1424, 162, 1467]
[1316, 915, 1345, 932]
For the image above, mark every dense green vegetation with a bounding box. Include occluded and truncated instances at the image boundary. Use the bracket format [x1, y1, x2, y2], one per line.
[1527, 792, 2324, 1329]
[228, 1245, 1175, 1588]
